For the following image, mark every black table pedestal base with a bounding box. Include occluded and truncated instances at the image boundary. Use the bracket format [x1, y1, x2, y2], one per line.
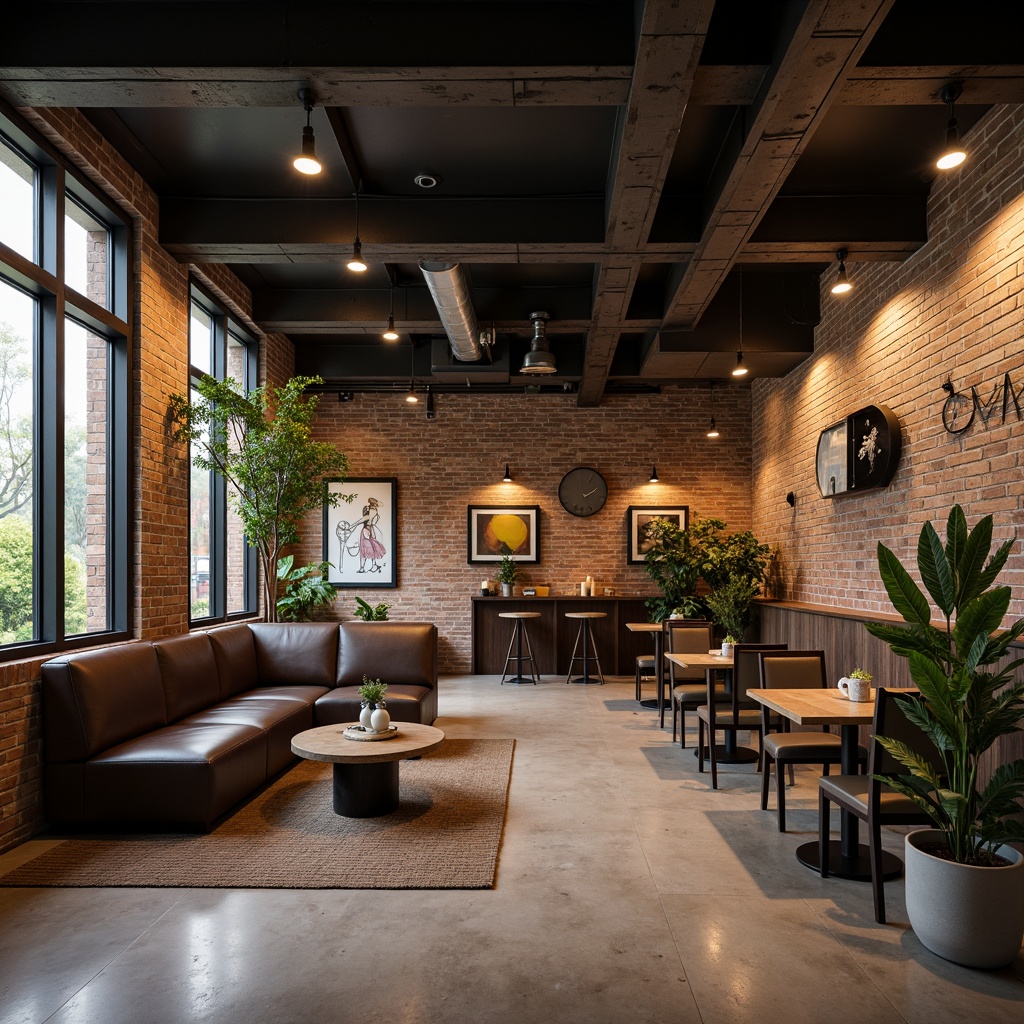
[694, 744, 759, 764]
[332, 761, 399, 818]
[796, 840, 903, 882]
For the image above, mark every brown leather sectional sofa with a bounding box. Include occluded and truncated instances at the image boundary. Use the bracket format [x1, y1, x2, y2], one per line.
[41, 620, 438, 830]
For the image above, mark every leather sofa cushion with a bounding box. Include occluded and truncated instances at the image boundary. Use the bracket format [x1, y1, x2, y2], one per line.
[314, 684, 431, 726]
[337, 621, 437, 686]
[86, 722, 267, 827]
[232, 685, 329, 704]
[206, 624, 259, 698]
[42, 643, 167, 761]
[153, 633, 220, 721]
[249, 622, 339, 686]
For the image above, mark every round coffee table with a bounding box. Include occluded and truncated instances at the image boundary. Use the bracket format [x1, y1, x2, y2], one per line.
[291, 722, 445, 818]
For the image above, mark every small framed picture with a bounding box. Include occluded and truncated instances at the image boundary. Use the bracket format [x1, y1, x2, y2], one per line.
[467, 505, 541, 564]
[323, 478, 397, 587]
[626, 505, 689, 564]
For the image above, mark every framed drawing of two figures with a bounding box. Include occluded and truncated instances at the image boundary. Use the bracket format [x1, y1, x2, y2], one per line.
[323, 478, 397, 587]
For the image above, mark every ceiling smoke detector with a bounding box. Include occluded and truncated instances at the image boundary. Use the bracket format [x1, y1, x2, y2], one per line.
[414, 173, 439, 189]
[520, 311, 557, 375]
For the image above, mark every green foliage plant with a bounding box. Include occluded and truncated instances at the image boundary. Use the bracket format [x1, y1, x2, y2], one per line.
[705, 575, 760, 641]
[866, 505, 1024, 865]
[497, 551, 517, 586]
[275, 555, 338, 621]
[850, 668, 873, 681]
[359, 676, 388, 705]
[354, 596, 390, 621]
[169, 374, 349, 621]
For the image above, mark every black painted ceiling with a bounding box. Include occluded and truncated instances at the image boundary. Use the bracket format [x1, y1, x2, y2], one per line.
[2, 0, 1020, 404]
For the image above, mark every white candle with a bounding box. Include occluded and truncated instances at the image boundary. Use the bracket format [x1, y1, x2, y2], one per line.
[481, 580, 488, 589]
[580, 581, 587, 596]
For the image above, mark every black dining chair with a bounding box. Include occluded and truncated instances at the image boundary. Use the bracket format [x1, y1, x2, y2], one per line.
[664, 620, 716, 742]
[818, 688, 936, 924]
[697, 643, 786, 789]
[758, 649, 867, 831]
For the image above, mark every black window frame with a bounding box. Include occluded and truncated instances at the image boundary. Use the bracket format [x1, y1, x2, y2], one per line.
[0, 104, 132, 662]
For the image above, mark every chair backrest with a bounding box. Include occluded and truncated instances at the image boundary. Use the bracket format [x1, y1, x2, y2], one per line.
[665, 621, 713, 683]
[732, 644, 788, 706]
[871, 688, 936, 777]
[758, 650, 827, 691]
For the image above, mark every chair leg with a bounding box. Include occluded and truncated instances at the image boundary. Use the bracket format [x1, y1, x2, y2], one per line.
[671, 697, 678, 743]
[680, 704, 687, 749]
[760, 751, 772, 810]
[787, 763, 795, 787]
[709, 727, 719, 789]
[776, 756, 787, 832]
[697, 719, 705, 773]
[869, 819, 887, 924]
[818, 790, 831, 878]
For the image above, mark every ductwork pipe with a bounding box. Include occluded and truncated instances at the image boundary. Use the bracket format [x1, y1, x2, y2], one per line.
[419, 261, 482, 362]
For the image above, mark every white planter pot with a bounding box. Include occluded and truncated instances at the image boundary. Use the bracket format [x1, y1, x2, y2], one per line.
[904, 828, 1024, 969]
[370, 705, 391, 733]
[501, 583, 513, 597]
[720, 642, 734, 658]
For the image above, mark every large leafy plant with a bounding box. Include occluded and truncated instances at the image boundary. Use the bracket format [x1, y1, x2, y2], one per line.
[170, 374, 349, 621]
[275, 556, 338, 621]
[866, 505, 1024, 864]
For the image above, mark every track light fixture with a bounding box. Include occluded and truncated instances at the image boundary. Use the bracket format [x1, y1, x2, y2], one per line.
[293, 89, 322, 175]
[831, 248, 853, 296]
[936, 83, 967, 171]
[732, 273, 748, 377]
[503, 464, 512, 483]
[649, 465, 659, 483]
[405, 380, 418, 404]
[346, 188, 368, 272]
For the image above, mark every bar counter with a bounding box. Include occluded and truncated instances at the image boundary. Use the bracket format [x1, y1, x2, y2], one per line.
[471, 595, 655, 676]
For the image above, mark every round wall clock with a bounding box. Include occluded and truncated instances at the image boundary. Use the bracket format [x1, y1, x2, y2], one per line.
[558, 467, 608, 518]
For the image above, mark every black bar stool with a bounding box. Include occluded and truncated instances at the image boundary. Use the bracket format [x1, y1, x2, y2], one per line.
[564, 611, 606, 684]
[498, 611, 541, 684]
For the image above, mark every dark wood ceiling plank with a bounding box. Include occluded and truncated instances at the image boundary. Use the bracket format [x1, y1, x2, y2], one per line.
[839, 67, 1024, 105]
[662, 0, 896, 328]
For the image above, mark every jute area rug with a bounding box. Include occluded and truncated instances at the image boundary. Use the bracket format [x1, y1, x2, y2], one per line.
[0, 738, 514, 890]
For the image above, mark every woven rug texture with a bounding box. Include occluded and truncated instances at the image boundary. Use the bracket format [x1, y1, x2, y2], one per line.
[0, 738, 514, 890]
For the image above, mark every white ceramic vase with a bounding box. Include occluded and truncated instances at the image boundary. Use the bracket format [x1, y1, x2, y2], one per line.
[720, 642, 734, 658]
[904, 828, 1024, 968]
[359, 703, 374, 730]
[370, 705, 391, 733]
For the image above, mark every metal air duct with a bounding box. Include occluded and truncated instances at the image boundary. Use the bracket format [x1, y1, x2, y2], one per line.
[520, 310, 557, 374]
[419, 261, 484, 362]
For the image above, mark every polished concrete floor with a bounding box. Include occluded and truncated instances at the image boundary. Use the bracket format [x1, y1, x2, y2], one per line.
[2, 674, 1022, 1024]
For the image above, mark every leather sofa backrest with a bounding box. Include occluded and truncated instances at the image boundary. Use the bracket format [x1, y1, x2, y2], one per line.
[249, 622, 340, 686]
[153, 633, 220, 721]
[41, 643, 167, 762]
[206, 623, 259, 698]
[337, 621, 437, 687]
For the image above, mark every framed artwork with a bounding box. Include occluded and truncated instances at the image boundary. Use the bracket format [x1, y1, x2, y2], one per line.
[467, 505, 541, 564]
[626, 505, 689, 565]
[816, 419, 849, 497]
[323, 478, 397, 587]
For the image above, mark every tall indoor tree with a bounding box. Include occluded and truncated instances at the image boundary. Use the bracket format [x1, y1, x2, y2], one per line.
[170, 374, 349, 621]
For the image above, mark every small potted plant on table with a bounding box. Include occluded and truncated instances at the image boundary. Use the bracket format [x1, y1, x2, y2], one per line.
[498, 551, 517, 597]
[358, 676, 390, 733]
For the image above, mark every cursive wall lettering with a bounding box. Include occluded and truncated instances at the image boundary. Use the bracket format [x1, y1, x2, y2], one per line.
[941, 371, 1024, 434]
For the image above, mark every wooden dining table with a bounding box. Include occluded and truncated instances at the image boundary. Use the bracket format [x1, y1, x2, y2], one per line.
[625, 621, 664, 711]
[665, 650, 758, 761]
[748, 687, 903, 882]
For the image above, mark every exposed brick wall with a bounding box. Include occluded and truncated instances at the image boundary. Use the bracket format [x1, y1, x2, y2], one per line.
[751, 103, 1024, 620]
[292, 385, 753, 672]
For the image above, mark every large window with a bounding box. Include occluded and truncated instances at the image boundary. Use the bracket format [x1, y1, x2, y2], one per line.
[0, 113, 130, 658]
[188, 287, 257, 623]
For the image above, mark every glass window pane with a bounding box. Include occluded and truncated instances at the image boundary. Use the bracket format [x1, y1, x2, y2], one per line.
[190, 303, 212, 376]
[65, 318, 109, 635]
[0, 279, 37, 645]
[65, 196, 110, 309]
[0, 138, 35, 262]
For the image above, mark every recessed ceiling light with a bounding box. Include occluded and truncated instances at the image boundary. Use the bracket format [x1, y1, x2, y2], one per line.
[414, 173, 439, 189]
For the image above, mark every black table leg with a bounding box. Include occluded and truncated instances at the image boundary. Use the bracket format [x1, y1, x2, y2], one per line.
[332, 761, 399, 817]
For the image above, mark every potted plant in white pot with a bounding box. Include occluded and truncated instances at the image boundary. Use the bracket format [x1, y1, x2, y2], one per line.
[866, 505, 1024, 968]
[498, 551, 517, 597]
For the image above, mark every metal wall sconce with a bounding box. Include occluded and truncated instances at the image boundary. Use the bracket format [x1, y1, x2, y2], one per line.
[786, 491, 795, 507]
[937, 83, 967, 170]
[503, 463, 512, 483]
[831, 248, 852, 295]
[649, 465, 658, 483]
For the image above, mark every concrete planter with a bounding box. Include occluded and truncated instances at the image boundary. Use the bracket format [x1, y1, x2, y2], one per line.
[905, 828, 1024, 969]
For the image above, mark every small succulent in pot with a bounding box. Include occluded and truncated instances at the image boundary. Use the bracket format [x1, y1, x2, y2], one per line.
[358, 676, 388, 706]
[849, 668, 873, 682]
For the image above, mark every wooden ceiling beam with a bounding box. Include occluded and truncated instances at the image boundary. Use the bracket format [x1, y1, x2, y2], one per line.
[661, 0, 897, 329]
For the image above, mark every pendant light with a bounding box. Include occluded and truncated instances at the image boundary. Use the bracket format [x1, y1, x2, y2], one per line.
[732, 272, 748, 377]
[503, 464, 512, 483]
[936, 83, 967, 171]
[382, 277, 399, 341]
[292, 89, 322, 175]
[404, 341, 418, 402]
[346, 188, 367, 272]
[649, 465, 659, 483]
[707, 382, 720, 438]
[831, 248, 853, 296]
